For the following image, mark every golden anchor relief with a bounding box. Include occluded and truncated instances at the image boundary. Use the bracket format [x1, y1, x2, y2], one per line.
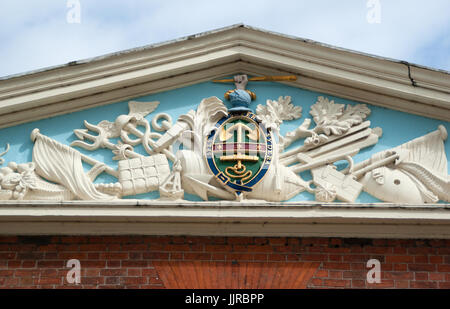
[219, 121, 260, 183]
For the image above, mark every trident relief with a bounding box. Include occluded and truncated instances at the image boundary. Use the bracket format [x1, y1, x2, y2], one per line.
[0, 74, 448, 204]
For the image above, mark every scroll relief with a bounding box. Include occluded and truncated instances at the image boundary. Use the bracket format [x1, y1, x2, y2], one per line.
[0, 74, 449, 204]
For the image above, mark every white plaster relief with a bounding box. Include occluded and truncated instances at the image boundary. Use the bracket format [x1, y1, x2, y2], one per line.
[0, 86, 448, 204]
[0, 161, 73, 200]
[0, 144, 9, 166]
[360, 126, 449, 203]
[276, 96, 380, 202]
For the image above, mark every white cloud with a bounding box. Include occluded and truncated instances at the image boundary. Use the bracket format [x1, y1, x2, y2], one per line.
[0, 0, 449, 77]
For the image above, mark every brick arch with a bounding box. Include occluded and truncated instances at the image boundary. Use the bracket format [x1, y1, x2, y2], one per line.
[153, 261, 320, 289]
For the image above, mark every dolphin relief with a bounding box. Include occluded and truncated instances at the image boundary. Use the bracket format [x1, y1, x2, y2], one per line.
[0, 78, 448, 203]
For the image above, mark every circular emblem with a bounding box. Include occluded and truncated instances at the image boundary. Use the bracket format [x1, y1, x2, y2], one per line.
[205, 111, 273, 194]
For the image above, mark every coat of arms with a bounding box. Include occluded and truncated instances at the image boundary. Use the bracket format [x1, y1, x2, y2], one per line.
[206, 111, 273, 194]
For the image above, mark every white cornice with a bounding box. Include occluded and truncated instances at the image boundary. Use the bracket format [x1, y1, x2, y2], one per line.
[0, 25, 449, 128]
[0, 201, 449, 238]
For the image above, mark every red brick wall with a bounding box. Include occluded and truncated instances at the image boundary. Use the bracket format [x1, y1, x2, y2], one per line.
[0, 236, 449, 289]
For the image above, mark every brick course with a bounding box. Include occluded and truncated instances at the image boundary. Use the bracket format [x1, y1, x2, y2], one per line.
[0, 236, 449, 289]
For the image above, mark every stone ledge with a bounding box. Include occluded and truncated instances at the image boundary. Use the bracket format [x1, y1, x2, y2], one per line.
[0, 201, 449, 238]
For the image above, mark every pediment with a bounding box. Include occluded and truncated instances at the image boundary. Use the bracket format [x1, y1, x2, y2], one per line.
[0, 25, 449, 238]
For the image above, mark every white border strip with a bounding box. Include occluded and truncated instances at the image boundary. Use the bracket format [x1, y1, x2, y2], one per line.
[0, 201, 449, 238]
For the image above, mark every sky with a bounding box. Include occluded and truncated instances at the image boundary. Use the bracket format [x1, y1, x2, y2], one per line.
[0, 0, 449, 78]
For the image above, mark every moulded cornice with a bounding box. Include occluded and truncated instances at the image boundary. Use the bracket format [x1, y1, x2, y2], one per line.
[0, 201, 450, 238]
[0, 24, 449, 128]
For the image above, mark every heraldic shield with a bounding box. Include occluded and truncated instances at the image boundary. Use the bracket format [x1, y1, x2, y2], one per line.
[206, 111, 273, 194]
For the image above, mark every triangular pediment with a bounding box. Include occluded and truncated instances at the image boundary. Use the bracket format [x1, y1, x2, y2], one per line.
[0, 25, 449, 238]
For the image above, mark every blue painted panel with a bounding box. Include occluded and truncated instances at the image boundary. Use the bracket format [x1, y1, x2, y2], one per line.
[0, 80, 448, 202]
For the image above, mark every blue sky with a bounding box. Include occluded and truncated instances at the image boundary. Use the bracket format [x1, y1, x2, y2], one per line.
[0, 0, 449, 78]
